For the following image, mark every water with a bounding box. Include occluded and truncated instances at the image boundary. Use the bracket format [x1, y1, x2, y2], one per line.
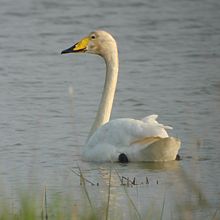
[0, 0, 220, 218]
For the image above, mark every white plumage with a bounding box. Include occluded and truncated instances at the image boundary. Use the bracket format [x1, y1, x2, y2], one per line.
[83, 115, 179, 162]
[62, 30, 181, 162]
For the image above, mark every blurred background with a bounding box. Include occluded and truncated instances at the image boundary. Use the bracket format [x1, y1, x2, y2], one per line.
[0, 0, 220, 218]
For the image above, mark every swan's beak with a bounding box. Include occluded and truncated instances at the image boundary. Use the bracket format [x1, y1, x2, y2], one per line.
[61, 37, 89, 54]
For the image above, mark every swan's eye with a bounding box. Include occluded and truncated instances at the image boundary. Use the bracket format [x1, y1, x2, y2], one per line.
[91, 35, 96, 39]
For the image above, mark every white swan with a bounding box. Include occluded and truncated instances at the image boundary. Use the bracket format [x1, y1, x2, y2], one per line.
[61, 30, 181, 162]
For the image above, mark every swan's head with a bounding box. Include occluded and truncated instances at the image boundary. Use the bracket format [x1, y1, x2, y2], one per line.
[61, 30, 118, 59]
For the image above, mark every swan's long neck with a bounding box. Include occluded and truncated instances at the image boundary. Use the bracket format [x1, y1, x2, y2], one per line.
[88, 45, 119, 138]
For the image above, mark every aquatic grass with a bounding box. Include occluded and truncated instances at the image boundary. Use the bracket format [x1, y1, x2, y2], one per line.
[0, 193, 38, 220]
[0, 164, 219, 220]
[211, 208, 220, 220]
[0, 202, 11, 220]
[113, 167, 142, 220]
[0, 188, 218, 220]
[105, 167, 112, 220]
[77, 166, 94, 210]
[159, 194, 166, 220]
[41, 187, 48, 220]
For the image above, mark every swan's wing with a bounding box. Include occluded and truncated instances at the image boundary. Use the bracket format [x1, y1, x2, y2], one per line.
[123, 115, 171, 142]
[87, 115, 171, 148]
[130, 136, 162, 146]
[84, 116, 180, 162]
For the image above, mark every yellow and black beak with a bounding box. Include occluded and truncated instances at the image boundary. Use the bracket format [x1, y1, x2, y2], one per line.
[61, 36, 89, 54]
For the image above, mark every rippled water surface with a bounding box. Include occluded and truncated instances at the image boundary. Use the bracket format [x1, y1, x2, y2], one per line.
[0, 0, 220, 218]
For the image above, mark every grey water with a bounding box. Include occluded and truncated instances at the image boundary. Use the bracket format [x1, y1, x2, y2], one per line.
[0, 0, 220, 218]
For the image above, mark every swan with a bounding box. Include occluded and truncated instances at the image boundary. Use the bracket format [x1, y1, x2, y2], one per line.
[61, 30, 181, 162]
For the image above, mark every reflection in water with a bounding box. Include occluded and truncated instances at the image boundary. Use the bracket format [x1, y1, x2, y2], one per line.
[90, 161, 181, 188]
[94, 160, 181, 188]
[133, 161, 180, 171]
[79, 160, 208, 219]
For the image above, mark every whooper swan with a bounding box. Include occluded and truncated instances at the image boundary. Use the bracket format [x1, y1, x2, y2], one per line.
[61, 30, 181, 162]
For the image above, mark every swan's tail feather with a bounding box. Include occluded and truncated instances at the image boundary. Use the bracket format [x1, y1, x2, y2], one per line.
[141, 114, 158, 122]
[141, 114, 173, 130]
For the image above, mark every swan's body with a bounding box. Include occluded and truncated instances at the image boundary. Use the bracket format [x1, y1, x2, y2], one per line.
[62, 30, 181, 162]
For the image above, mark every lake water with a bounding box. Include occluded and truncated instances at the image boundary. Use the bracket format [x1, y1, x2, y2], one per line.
[0, 0, 220, 218]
